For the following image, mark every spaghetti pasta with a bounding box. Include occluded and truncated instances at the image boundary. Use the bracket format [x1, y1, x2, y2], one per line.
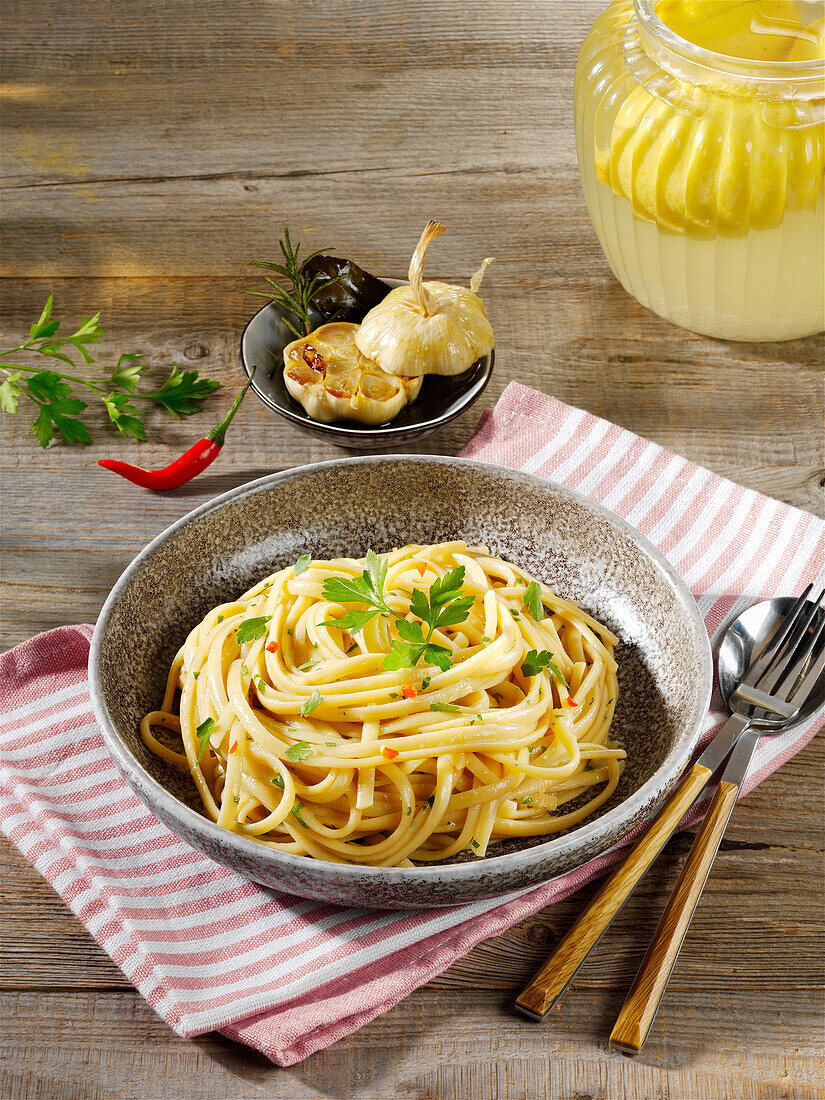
[142, 542, 623, 866]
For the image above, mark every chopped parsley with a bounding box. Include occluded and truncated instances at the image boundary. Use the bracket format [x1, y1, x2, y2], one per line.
[521, 649, 570, 688]
[421, 676, 431, 690]
[523, 581, 543, 620]
[271, 773, 285, 789]
[285, 741, 313, 762]
[195, 717, 215, 764]
[423, 795, 435, 809]
[236, 616, 271, 644]
[300, 690, 322, 716]
[291, 803, 309, 828]
[294, 554, 311, 575]
[480, 635, 491, 645]
[508, 608, 520, 620]
[430, 702, 460, 714]
[471, 839, 480, 850]
[298, 659, 319, 672]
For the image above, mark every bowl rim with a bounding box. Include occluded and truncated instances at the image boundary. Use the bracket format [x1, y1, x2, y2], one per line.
[89, 454, 714, 883]
[239, 296, 495, 441]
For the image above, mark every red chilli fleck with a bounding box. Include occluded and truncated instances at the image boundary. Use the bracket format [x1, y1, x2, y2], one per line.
[402, 685, 417, 700]
[266, 642, 279, 653]
[229, 740, 239, 755]
[563, 697, 579, 708]
[381, 746, 399, 760]
[417, 562, 426, 577]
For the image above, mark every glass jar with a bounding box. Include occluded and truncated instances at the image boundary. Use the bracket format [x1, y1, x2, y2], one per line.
[574, 1, 825, 342]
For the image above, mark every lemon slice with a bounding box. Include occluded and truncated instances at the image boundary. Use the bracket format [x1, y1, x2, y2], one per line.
[283, 322, 422, 425]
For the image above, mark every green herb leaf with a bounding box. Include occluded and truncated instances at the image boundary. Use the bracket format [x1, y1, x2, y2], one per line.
[428, 566, 466, 609]
[383, 640, 425, 671]
[0, 372, 22, 413]
[423, 795, 435, 809]
[523, 581, 543, 621]
[297, 659, 319, 672]
[471, 839, 480, 849]
[29, 296, 58, 340]
[294, 553, 311, 575]
[291, 802, 309, 828]
[103, 391, 147, 441]
[271, 773, 285, 789]
[430, 702, 460, 714]
[300, 690, 322, 716]
[236, 616, 271, 644]
[424, 643, 453, 671]
[108, 352, 149, 393]
[509, 608, 520, 621]
[285, 740, 313, 762]
[421, 676, 431, 690]
[321, 607, 380, 634]
[195, 717, 216, 764]
[520, 649, 570, 688]
[480, 635, 491, 645]
[149, 364, 220, 418]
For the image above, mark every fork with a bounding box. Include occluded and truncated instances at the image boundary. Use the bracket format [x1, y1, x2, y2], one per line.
[515, 588, 825, 1032]
[609, 588, 825, 1053]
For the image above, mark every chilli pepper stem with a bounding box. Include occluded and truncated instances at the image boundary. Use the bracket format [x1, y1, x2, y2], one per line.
[97, 377, 253, 491]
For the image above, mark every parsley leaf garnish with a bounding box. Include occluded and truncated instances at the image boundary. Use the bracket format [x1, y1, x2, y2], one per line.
[236, 616, 271, 644]
[294, 554, 311, 575]
[285, 741, 313, 762]
[195, 717, 216, 764]
[430, 702, 461, 714]
[300, 690, 322, 716]
[523, 581, 543, 621]
[521, 649, 570, 688]
[271, 773, 285, 789]
[384, 566, 472, 672]
[292, 802, 309, 828]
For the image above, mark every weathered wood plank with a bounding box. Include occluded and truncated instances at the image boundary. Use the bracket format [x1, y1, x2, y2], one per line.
[2, 982, 823, 1100]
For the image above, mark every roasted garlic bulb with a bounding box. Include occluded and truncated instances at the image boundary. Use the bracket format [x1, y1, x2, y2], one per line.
[355, 221, 494, 378]
[283, 323, 422, 425]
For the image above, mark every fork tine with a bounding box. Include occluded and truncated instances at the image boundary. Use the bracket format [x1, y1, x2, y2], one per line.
[775, 605, 825, 703]
[755, 588, 824, 695]
[743, 584, 813, 688]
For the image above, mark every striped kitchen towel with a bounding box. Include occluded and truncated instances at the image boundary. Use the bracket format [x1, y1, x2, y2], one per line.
[1, 381, 823, 1067]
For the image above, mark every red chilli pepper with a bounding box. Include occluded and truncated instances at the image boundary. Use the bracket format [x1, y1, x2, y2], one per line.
[401, 685, 417, 700]
[97, 380, 251, 491]
[229, 740, 239, 755]
[563, 696, 579, 709]
[381, 746, 399, 760]
[266, 642, 279, 654]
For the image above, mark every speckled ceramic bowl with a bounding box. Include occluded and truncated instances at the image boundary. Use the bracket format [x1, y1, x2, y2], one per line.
[90, 457, 712, 909]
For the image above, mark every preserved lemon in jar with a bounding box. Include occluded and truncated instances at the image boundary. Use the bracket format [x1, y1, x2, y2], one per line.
[574, 1, 825, 341]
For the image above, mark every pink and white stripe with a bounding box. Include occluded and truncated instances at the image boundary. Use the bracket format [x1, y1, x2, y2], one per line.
[1, 382, 822, 1066]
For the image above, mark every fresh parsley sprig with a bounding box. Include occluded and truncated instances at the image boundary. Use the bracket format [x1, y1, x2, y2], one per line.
[248, 228, 341, 339]
[0, 295, 220, 448]
[321, 552, 474, 673]
[521, 649, 570, 689]
[384, 569, 473, 672]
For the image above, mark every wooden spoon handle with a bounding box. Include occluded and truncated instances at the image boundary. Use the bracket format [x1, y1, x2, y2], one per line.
[609, 777, 741, 1053]
[515, 760, 713, 1020]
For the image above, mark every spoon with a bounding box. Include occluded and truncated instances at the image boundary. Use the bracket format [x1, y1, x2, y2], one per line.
[515, 592, 825, 1025]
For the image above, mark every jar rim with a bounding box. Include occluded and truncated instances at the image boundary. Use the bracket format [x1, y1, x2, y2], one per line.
[634, 0, 825, 82]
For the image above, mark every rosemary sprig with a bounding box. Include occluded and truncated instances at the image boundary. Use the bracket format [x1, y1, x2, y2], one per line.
[248, 228, 339, 338]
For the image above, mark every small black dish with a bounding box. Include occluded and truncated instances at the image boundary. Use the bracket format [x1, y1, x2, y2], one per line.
[239, 282, 494, 449]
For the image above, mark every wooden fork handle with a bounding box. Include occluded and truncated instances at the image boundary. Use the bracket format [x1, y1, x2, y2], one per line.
[610, 777, 740, 1054]
[515, 760, 713, 1020]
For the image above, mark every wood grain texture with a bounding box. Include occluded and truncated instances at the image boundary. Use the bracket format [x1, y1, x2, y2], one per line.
[1, 0, 824, 1096]
[610, 778, 741, 1055]
[516, 761, 713, 1020]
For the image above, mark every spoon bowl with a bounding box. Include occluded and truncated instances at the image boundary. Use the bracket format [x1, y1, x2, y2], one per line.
[718, 596, 825, 726]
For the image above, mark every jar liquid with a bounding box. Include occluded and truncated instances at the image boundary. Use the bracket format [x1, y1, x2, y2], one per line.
[575, 0, 825, 341]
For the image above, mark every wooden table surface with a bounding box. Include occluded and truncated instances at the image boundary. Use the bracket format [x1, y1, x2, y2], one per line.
[2, 2, 823, 1097]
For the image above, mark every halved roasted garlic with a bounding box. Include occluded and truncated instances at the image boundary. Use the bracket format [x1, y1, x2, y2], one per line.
[354, 221, 494, 378]
[283, 322, 422, 425]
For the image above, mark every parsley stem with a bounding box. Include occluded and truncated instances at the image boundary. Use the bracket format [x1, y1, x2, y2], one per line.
[1, 361, 109, 394]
